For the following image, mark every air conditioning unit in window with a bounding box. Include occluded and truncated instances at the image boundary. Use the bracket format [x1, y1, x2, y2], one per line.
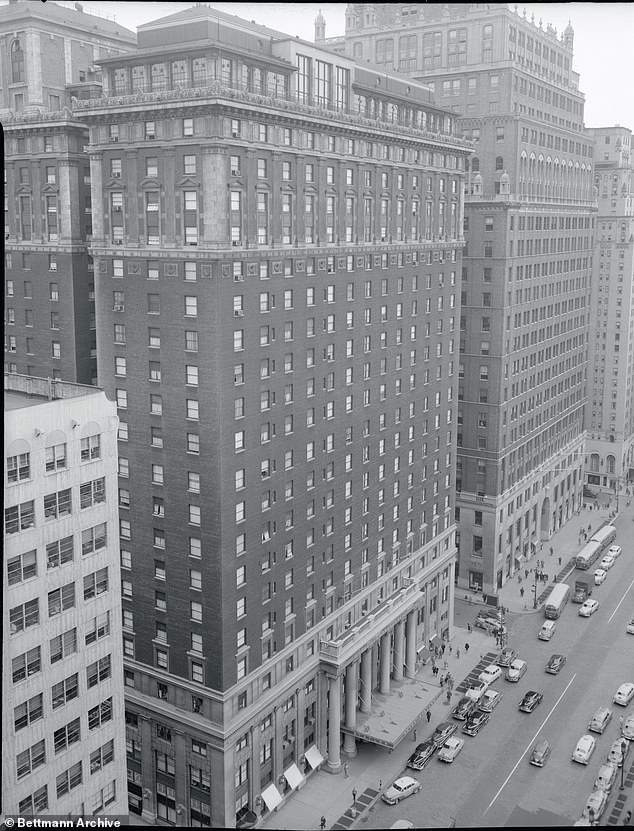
[232, 241, 241, 247]
[231, 168, 241, 176]
[234, 310, 244, 317]
[113, 172, 121, 178]
[232, 131, 239, 138]
[113, 240, 123, 245]
[113, 304, 124, 311]
[112, 135, 119, 142]
[49, 263, 57, 271]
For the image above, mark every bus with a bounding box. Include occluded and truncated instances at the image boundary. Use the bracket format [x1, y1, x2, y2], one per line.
[576, 540, 603, 570]
[590, 524, 617, 551]
[544, 583, 571, 619]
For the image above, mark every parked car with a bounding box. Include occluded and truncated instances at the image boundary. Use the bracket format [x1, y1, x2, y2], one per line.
[588, 706, 613, 734]
[627, 618, 634, 635]
[479, 689, 503, 713]
[382, 776, 422, 805]
[497, 648, 517, 667]
[582, 790, 609, 822]
[431, 721, 458, 747]
[529, 739, 551, 767]
[462, 710, 490, 736]
[594, 763, 618, 793]
[607, 738, 630, 768]
[622, 715, 634, 741]
[600, 554, 616, 571]
[545, 654, 567, 675]
[465, 680, 489, 702]
[608, 545, 622, 558]
[437, 736, 465, 763]
[614, 682, 634, 706]
[406, 740, 436, 771]
[452, 696, 477, 721]
[519, 690, 544, 713]
[478, 664, 503, 685]
[579, 599, 599, 617]
[571, 734, 596, 765]
[593, 568, 607, 586]
[506, 658, 528, 682]
[390, 823, 415, 830]
[474, 610, 502, 632]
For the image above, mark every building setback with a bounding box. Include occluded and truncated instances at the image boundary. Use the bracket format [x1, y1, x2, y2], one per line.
[73, 5, 471, 827]
[2, 0, 135, 383]
[585, 125, 634, 491]
[337, 3, 596, 594]
[3, 373, 126, 819]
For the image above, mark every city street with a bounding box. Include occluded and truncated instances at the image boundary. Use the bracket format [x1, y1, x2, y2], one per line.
[361, 512, 633, 828]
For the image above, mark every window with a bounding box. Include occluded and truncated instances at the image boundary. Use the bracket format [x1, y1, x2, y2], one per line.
[14, 692, 43, 731]
[87, 655, 111, 688]
[50, 628, 77, 664]
[81, 523, 107, 556]
[85, 611, 110, 645]
[90, 740, 114, 775]
[88, 698, 112, 730]
[185, 296, 198, 316]
[48, 582, 75, 617]
[17, 741, 46, 780]
[56, 761, 82, 797]
[12, 647, 41, 684]
[4, 500, 35, 534]
[45, 443, 67, 471]
[51, 673, 79, 709]
[81, 434, 101, 461]
[44, 488, 72, 520]
[80, 478, 106, 509]
[84, 567, 109, 600]
[7, 549, 37, 584]
[53, 717, 81, 754]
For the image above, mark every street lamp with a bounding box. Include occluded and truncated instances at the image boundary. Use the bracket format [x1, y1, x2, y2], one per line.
[620, 739, 627, 790]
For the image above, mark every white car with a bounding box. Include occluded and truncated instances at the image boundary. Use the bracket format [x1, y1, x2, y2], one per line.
[579, 599, 599, 617]
[608, 545, 622, 558]
[600, 554, 616, 571]
[607, 738, 630, 768]
[465, 680, 489, 702]
[622, 715, 634, 741]
[582, 789, 609, 822]
[506, 658, 528, 682]
[572, 734, 596, 765]
[478, 664, 503, 685]
[614, 682, 634, 706]
[627, 618, 634, 635]
[437, 736, 465, 763]
[593, 568, 607, 586]
[594, 763, 618, 793]
[480, 689, 503, 713]
[381, 776, 422, 805]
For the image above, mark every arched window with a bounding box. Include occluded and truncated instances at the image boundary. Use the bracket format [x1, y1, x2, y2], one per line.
[590, 453, 600, 473]
[606, 455, 616, 474]
[495, 156, 504, 171]
[11, 40, 25, 84]
[471, 157, 480, 172]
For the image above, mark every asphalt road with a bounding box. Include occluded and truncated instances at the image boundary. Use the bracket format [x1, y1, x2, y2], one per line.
[363, 515, 634, 828]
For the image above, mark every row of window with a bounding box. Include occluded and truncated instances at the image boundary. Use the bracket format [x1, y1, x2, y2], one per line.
[5, 480, 105, 534]
[6, 437, 101, 485]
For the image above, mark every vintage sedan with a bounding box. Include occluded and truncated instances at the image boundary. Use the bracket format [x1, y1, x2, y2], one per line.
[529, 739, 551, 767]
[599, 554, 616, 571]
[437, 736, 465, 763]
[431, 721, 458, 747]
[581, 789, 609, 822]
[478, 664, 503, 685]
[571, 734, 596, 765]
[593, 568, 607, 586]
[622, 715, 634, 741]
[451, 696, 477, 721]
[594, 763, 618, 793]
[506, 658, 528, 682]
[496, 648, 517, 667]
[519, 690, 544, 713]
[627, 618, 634, 635]
[608, 544, 622, 558]
[462, 710, 490, 737]
[382, 776, 422, 805]
[545, 654, 567, 675]
[479, 689, 503, 713]
[406, 740, 436, 771]
[578, 599, 599, 617]
[613, 682, 634, 706]
[607, 738, 630, 768]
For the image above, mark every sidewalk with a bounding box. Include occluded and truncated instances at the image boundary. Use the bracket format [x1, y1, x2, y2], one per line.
[258, 627, 495, 831]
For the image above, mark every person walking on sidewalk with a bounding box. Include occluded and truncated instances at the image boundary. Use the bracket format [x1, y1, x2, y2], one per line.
[623, 809, 631, 825]
[457, 647, 461, 659]
[320, 816, 327, 830]
[352, 788, 357, 803]
[426, 709, 431, 722]
[343, 762, 349, 778]
[465, 642, 470, 652]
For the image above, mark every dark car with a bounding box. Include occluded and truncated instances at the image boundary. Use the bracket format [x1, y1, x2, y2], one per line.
[462, 710, 490, 736]
[406, 739, 437, 770]
[545, 654, 566, 675]
[519, 690, 544, 713]
[452, 696, 477, 721]
[497, 648, 517, 667]
[432, 721, 458, 746]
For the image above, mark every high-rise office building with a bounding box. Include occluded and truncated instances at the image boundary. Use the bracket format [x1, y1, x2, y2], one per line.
[339, 3, 595, 595]
[585, 125, 634, 491]
[2, 0, 135, 383]
[73, 5, 471, 826]
[3, 373, 126, 819]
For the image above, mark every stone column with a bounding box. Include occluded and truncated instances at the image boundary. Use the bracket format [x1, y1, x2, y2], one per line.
[201, 145, 228, 246]
[379, 631, 391, 694]
[359, 648, 372, 713]
[405, 610, 417, 678]
[58, 160, 80, 243]
[25, 29, 43, 107]
[342, 661, 358, 757]
[326, 675, 342, 773]
[295, 685, 305, 761]
[393, 619, 405, 681]
[248, 724, 260, 809]
[447, 559, 456, 643]
[88, 153, 104, 244]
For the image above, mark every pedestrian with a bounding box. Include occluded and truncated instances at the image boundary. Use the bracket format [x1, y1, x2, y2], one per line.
[467, 623, 472, 633]
[457, 648, 461, 659]
[344, 762, 349, 778]
[558, 556, 562, 566]
[440, 675, 445, 688]
[413, 729, 417, 742]
[443, 659, 448, 670]
[321, 816, 327, 830]
[352, 788, 357, 803]
[524, 568, 529, 579]
[623, 809, 632, 825]
[441, 643, 446, 656]
[426, 709, 431, 722]
[465, 642, 470, 652]
[517, 574, 522, 584]
[379, 780, 382, 790]
[449, 643, 453, 655]
[520, 587, 525, 598]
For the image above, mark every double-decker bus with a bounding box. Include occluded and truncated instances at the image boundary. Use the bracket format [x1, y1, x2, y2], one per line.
[544, 583, 571, 619]
[576, 540, 603, 570]
[590, 524, 617, 551]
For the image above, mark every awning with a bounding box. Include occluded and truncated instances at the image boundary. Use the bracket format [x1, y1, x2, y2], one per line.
[260, 783, 282, 812]
[429, 634, 441, 648]
[417, 646, 430, 659]
[283, 763, 304, 791]
[304, 745, 324, 770]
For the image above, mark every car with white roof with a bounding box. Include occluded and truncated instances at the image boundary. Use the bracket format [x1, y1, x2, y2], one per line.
[608, 544, 622, 558]
[479, 689, 503, 713]
[594, 763, 617, 793]
[382, 776, 422, 805]
[593, 568, 607, 586]
[571, 734, 596, 765]
[578, 598, 599, 617]
[600, 554, 616, 571]
[506, 658, 528, 682]
[437, 736, 465, 763]
[478, 664, 503, 685]
[614, 683, 634, 706]
[581, 790, 609, 822]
